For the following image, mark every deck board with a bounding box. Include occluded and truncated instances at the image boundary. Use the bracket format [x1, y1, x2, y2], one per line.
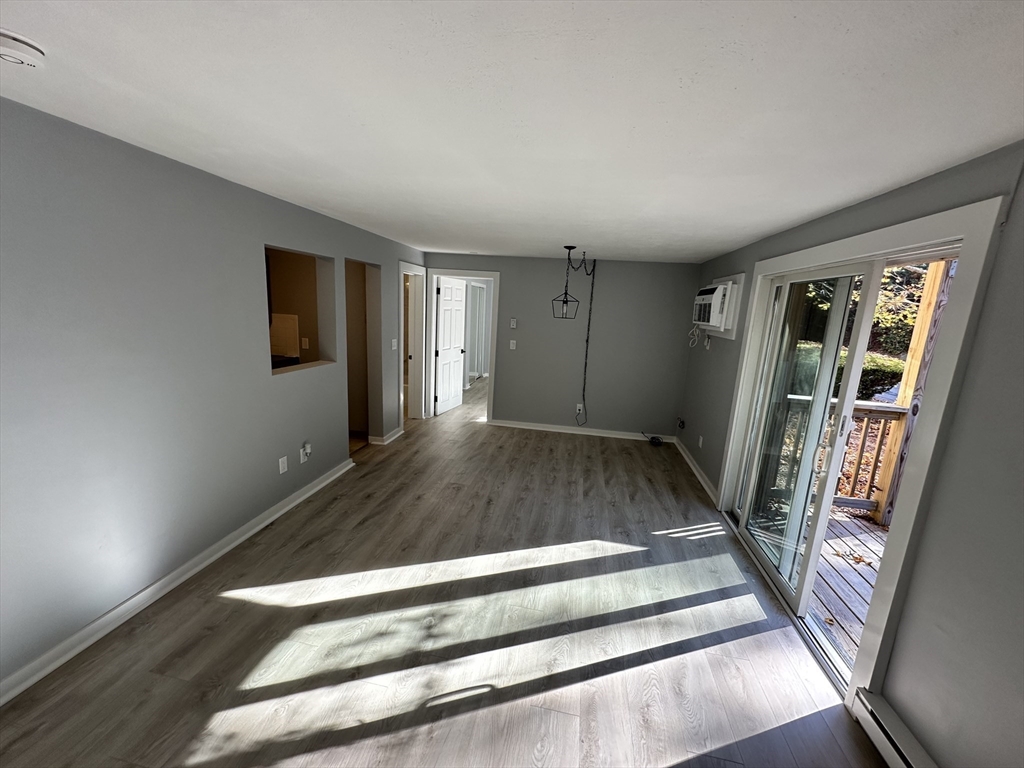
[810, 508, 888, 670]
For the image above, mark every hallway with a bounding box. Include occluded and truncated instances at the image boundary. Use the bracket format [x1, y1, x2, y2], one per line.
[0, 393, 881, 767]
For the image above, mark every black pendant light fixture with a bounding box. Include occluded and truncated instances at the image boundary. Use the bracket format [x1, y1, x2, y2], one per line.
[552, 245, 596, 319]
[552, 246, 580, 319]
[550, 245, 598, 426]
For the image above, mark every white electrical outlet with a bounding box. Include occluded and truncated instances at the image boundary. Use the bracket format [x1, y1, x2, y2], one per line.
[510, 318, 517, 328]
[576, 404, 583, 415]
[300, 441, 311, 463]
[279, 456, 288, 474]
[698, 436, 703, 449]
[301, 337, 309, 349]
[510, 340, 516, 350]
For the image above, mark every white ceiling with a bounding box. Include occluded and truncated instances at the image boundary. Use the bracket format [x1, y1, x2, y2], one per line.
[1, 1, 1022, 262]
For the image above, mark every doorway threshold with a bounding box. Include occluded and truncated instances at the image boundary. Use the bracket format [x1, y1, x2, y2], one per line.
[801, 612, 853, 689]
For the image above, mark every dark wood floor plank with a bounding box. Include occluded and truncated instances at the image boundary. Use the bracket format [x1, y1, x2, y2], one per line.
[0, 380, 881, 768]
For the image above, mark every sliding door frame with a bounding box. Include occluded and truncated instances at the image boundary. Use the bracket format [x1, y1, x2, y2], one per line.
[736, 266, 873, 615]
[716, 198, 1006, 754]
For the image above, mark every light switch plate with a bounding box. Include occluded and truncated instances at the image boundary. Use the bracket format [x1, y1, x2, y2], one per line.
[392, 338, 398, 350]
[510, 340, 516, 350]
[301, 337, 309, 349]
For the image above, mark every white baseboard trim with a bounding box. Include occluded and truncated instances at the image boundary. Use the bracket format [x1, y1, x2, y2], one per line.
[673, 439, 721, 508]
[487, 419, 671, 443]
[0, 458, 356, 706]
[368, 427, 404, 446]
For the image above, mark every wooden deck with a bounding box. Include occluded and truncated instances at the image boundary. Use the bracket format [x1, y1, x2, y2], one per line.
[810, 507, 888, 669]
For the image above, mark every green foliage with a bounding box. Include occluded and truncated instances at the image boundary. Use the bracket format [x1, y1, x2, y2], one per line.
[870, 265, 926, 356]
[793, 342, 904, 400]
[803, 265, 927, 357]
[839, 349, 905, 400]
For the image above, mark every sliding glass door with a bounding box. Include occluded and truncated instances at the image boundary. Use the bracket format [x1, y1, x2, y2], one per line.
[738, 263, 883, 614]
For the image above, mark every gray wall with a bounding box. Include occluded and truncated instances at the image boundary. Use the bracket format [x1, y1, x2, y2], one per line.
[679, 142, 1024, 491]
[0, 99, 422, 683]
[425, 253, 699, 435]
[682, 141, 1024, 767]
[882, 168, 1024, 768]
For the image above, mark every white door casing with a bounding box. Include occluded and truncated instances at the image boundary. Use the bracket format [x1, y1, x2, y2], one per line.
[435, 276, 466, 415]
[399, 262, 426, 420]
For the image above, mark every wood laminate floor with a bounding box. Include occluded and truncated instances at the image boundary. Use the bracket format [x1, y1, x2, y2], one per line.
[0, 380, 883, 767]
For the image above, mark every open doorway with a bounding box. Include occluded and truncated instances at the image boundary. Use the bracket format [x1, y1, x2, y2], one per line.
[398, 262, 426, 425]
[345, 259, 383, 455]
[806, 259, 955, 674]
[465, 282, 490, 389]
[426, 268, 500, 422]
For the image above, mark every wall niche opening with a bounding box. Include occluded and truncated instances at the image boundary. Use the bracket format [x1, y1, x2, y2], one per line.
[265, 246, 336, 373]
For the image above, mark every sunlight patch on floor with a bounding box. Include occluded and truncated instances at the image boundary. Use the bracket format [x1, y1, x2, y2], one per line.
[184, 594, 769, 767]
[237, 554, 748, 691]
[220, 539, 646, 608]
[653, 522, 727, 540]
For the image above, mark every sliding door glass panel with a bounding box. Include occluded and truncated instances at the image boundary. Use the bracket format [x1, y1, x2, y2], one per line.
[744, 277, 852, 590]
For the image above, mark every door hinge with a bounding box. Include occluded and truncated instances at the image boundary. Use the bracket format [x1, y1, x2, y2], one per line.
[434, 395, 438, 403]
[435, 350, 439, 357]
[437, 287, 441, 295]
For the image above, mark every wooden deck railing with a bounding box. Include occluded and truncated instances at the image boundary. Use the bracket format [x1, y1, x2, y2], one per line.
[783, 395, 909, 516]
[831, 401, 908, 513]
[779, 260, 951, 527]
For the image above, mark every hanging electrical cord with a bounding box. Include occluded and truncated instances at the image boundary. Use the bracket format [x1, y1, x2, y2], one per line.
[561, 249, 597, 426]
[688, 324, 701, 347]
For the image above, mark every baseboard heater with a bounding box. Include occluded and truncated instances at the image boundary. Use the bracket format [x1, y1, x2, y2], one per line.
[851, 688, 937, 768]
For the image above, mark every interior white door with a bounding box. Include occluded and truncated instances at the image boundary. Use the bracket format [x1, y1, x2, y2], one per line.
[434, 276, 466, 415]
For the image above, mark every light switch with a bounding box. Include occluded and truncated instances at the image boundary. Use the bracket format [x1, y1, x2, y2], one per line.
[510, 340, 517, 350]
[392, 338, 398, 350]
[301, 337, 309, 349]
